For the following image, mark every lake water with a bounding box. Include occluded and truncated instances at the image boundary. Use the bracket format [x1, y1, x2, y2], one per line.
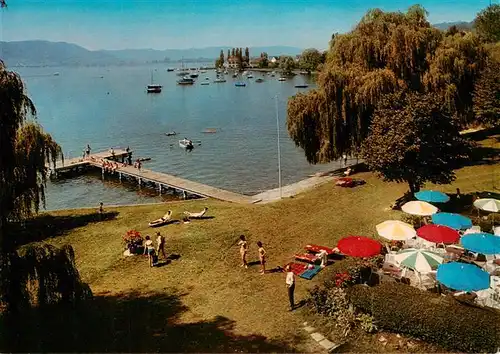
[16, 64, 341, 210]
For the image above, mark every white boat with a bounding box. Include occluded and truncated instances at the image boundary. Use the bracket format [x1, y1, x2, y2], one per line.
[214, 77, 227, 83]
[179, 138, 194, 149]
[147, 71, 162, 93]
[278, 77, 286, 81]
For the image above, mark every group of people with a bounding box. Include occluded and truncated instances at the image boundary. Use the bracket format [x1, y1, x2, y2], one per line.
[143, 232, 166, 267]
[237, 235, 296, 311]
[133, 159, 143, 171]
[101, 159, 125, 173]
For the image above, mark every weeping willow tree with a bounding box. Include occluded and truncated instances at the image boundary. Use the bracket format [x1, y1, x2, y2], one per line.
[0, 61, 62, 249]
[0, 60, 63, 311]
[287, 5, 488, 164]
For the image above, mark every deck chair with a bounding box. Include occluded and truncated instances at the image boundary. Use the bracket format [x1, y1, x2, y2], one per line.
[149, 210, 172, 227]
[183, 207, 208, 219]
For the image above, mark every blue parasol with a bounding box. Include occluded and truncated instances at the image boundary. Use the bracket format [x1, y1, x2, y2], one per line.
[461, 233, 500, 255]
[431, 212, 472, 230]
[437, 262, 490, 292]
[415, 190, 450, 203]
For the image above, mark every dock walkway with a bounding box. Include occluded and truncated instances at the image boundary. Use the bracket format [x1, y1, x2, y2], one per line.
[50, 149, 130, 172]
[88, 161, 255, 204]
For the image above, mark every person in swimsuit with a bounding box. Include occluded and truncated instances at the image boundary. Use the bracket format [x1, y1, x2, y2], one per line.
[238, 235, 248, 269]
[143, 235, 156, 267]
[257, 241, 266, 274]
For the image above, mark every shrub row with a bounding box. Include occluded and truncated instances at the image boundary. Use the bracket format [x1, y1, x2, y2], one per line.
[347, 283, 500, 353]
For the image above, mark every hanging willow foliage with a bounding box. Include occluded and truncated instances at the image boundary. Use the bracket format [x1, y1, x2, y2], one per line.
[0, 61, 62, 230]
[287, 5, 487, 164]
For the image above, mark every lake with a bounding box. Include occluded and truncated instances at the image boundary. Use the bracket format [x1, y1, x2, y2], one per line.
[16, 64, 342, 210]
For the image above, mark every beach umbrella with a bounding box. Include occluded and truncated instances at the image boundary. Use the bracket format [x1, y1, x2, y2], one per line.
[437, 262, 490, 292]
[461, 233, 500, 255]
[473, 198, 500, 213]
[415, 190, 450, 203]
[376, 220, 416, 241]
[401, 201, 438, 216]
[431, 212, 472, 230]
[394, 248, 444, 273]
[416, 224, 460, 244]
[337, 236, 382, 258]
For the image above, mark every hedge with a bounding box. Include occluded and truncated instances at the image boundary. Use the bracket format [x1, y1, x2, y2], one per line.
[347, 283, 500, 353]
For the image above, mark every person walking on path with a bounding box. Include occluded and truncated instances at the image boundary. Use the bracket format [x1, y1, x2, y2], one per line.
[238, 235, 248, 268]
[285, 265, 296, 311]
[257, 241, 266, 274]
[156, 232, 166, 260]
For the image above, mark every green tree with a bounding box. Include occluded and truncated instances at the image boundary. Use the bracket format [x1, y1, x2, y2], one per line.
[287, 5, 487, 164]
[473, 59, 500, 127]
[474, 4, 500, 43]
[279, 55, 295, 75]
[299, 48, 323, 73]
[362, 92, 471, 194]
[215, 49, 225, 68]
[245, 47, 250, 63]
[258, 52, 269, 68]
[0, 61, 62, 309]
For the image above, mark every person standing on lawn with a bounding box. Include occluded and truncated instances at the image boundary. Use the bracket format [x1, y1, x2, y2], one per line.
[238, 235, 248, 268]
[285, 265, 296, 311]
[156, 232, 166, 260]
[257, 241, 266, 274]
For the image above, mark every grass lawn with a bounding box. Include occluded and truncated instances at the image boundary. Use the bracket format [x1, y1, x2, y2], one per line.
[7, 129, 499, 352]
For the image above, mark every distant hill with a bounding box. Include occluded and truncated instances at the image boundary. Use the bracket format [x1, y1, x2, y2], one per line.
[0, 40, 119, 67]
[433, 21, 473, 31]
[0, 40, 303, 67]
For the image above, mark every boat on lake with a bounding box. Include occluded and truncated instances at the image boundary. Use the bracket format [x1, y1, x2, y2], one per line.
[165, 131, 177, 136]
[177, 77, 195, 85]
[214, 77, 227, 83]
[247, 73, 254, 78]
[235, 82, 246, 87]
[255, 78, 264, 83]
[232, 73, 238, 78]
[179, 138, 194, 149]
[278, 77, 286, 81]
[190, 72, 199, 78]
[167, 68, 175, 72]
[294, 84, 308, 88]
[147, 71, 162, 93]
[201, 82, 209, 85]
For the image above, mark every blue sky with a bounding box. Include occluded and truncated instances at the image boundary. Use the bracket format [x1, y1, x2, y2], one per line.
[0, 0, 493, 50]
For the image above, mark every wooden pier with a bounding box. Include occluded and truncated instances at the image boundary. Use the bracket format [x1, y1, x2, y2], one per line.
[50, 150, 255, 204]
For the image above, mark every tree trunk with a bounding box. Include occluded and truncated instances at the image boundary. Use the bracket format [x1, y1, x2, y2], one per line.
[407, 179, 421, 195]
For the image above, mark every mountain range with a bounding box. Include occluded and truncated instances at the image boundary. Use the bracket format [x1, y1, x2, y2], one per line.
[0, 40, 303, 67]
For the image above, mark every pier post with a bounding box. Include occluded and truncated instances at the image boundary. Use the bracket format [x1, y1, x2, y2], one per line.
[119, 172, 122, 182]
[158, 183, 162, 195]
[138, 177, 142, 187]
[183, 190, 187, 200]
[101, 167, 104, 179]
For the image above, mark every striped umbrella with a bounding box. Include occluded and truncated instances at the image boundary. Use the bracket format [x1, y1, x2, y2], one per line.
[401, 201, 438, 216]
[473, 198, 500, 213]
[394, 248, 444, 273]
[376, 220, 416, 241]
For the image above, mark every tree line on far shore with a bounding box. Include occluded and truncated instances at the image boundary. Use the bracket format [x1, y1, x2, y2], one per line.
[214, 46, 327, 75]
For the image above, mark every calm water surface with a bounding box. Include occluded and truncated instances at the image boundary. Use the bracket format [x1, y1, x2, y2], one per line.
[18, 65, 341, 210]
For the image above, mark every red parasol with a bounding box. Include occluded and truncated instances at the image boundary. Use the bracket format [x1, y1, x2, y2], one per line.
[416, 224, 460, 244]
[337, 236, 382, 258]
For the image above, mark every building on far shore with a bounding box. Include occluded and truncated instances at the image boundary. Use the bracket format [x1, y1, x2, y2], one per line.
[224, 56, 239, 69]
[270, 56, 278, 64]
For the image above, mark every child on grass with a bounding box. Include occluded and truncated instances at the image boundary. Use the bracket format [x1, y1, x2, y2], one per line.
[257, 241, 266, 274]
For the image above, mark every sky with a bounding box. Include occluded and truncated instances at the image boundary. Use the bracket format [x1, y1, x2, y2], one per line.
[0, 0, 494, 50]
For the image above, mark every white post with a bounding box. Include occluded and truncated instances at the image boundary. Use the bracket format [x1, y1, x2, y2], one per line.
[275, 95, 282, 199]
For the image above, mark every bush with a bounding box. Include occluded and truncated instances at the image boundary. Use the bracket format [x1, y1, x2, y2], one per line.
[308, 286, 355, 336]
[347, 283, 500, 352]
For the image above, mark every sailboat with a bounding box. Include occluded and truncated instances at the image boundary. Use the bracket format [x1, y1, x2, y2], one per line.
[147, 71, 162, 93]
[177, 57, 190, 77]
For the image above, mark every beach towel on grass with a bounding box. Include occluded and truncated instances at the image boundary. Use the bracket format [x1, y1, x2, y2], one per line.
[286, 262, 307, 276]
[300, 265, 322, 280]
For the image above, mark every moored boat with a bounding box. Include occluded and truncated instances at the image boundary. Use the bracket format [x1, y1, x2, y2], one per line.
[278, 77, 286, 81]
[165, 131, 177, 136]
[255, 78, 264, 83]
[177, 77, 195, 85]
[214, 77, 227, 83]
[294, 84, 308, 88]
[179, 138, 194, 149]
[235, 82, 246, 87]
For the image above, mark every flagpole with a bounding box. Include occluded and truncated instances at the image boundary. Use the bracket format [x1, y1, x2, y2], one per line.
[275, 95, 282, 199]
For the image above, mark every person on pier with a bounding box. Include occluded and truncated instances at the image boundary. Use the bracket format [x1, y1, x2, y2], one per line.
[86, 144, 91, 158]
